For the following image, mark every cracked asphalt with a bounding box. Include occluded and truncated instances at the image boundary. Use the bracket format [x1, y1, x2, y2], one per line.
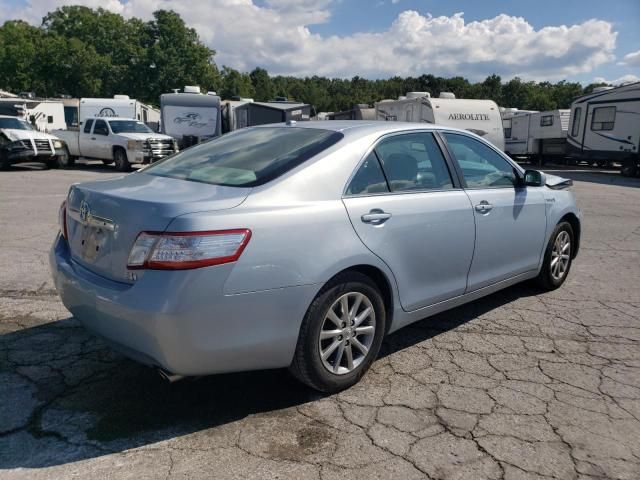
[1, 162, 639, 479]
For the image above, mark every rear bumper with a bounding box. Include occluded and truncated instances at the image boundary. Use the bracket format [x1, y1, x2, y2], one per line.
[50, 234, 318, 376]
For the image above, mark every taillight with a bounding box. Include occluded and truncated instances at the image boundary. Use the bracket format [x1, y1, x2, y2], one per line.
[127, 229, 251, 270]
[58, 200, 68, 240]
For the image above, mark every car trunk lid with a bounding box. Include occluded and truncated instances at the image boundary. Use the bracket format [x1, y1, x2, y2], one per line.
[66, 172, 250, 283]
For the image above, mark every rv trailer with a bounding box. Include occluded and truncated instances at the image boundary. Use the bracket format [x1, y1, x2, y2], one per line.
[229, 101, 312, 130]
[160, 87, 222, 147]
[567, 82, 640, 175]
[375, 92, 505, 150]
[77, 96, 160, 131]
[0, 98, 66, 132]
[221, 98, 254, 133]
[503, 109, 571, 164]
[327, 104, 376, 121]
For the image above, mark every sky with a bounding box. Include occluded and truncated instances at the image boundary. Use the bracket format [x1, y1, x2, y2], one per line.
[1, 0, 639, 85]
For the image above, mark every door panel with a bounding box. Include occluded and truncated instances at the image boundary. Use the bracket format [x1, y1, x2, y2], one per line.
[441, 132, 547, 291]
[464, 188, 546, 290]
[344, 191, 475, 311]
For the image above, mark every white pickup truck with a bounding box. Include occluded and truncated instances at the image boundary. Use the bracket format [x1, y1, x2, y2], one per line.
[0, 115, 70, 170]
[54, 117, 178, 171]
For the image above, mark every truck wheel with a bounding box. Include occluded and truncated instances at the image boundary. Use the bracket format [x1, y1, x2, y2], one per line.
[0, 151, 11, 171]
[620, 158, 638, 177]
[113, 148, 130, 172]
[56, 148, 75, 169]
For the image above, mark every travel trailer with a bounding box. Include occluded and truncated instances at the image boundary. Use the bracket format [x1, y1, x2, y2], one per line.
[72, 96, 160, 131]
[328, 104, 376, 121]
[567, 82, 640, 176]
[503, 109, 571, 164]
[221, 98, 254, 133]
[229, 101, 312, 131]
[375, 92, 504, 150]
[160, 86, 222, 147]
[0, 98, 66, 132]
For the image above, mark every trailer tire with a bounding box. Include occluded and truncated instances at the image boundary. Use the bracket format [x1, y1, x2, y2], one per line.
[113, 148, 131, 172]
[620, 158, 638, 177]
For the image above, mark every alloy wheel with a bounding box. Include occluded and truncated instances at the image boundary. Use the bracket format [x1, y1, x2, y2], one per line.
[318, 292, 376, 375]
[551, 230, 571, 281]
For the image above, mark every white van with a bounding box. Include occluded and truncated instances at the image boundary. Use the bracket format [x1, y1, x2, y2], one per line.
[375, 92, 504, 150]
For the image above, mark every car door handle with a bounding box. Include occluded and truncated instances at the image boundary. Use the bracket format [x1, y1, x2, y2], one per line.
[361, 210, 392, 224]
[474, 201, 493, 214]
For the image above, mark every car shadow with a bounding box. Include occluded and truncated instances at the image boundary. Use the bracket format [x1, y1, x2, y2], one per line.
[0, 282, 540, 469]
[2, 161, 120, 174]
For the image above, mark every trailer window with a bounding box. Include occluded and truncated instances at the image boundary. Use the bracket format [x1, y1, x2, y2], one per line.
[540, 115, 553, 127]
[591, 106, 615, 131]
[571, 108, 581, 137]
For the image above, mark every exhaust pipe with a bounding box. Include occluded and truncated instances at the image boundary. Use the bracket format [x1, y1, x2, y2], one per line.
[157, 368, 186, 383]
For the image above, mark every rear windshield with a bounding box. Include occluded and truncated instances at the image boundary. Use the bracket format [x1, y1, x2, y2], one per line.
[145, 127, 343, 187]
[109, 120, 153, 134]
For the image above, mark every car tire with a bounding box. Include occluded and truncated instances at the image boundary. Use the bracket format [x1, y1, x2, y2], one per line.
[535, 221, 574, 291]
[55, 149, 75, 169]
[0, 151, 11, 170]
[113, 148, 130, 172]
[289, 272, 386, 393]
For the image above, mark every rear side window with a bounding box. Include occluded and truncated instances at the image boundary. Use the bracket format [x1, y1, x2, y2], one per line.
[571, 108, 581, 137]
[540, 115, 553, 127]
[375, 133, 453, 192]
[146, 127, 343, 187]
[346, 152, 389, 195]
[591, 106, 615, 131]
[83, 119, 94, 133]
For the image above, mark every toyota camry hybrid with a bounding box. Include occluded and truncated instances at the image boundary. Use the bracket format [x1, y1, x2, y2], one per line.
[50, 121, 581, 392]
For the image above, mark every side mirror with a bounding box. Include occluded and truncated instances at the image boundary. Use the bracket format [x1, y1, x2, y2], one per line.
[523, 169, 546, 187]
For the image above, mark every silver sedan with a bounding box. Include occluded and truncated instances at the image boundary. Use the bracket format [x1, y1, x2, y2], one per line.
[50, 121, 581, 392]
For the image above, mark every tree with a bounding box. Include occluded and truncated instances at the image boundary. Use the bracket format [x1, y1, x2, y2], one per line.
[249, 67, 274, 101]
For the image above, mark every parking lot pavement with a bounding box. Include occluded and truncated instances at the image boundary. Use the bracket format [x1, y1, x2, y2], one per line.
[1, 163, 639, 480]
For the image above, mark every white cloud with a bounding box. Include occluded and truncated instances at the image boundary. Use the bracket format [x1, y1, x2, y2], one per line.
[2, 1, 618, 81]
[618, 50, 640, 67]
[593, 74, 640, 86]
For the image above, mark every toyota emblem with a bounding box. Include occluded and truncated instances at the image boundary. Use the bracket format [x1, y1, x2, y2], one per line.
[79, 200, 90, 223]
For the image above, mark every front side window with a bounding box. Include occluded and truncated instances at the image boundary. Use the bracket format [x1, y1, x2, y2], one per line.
[443, 133, 518, 188]
[375, 132, 453, 192]
[83, 119, 94, 133]
[145, 127, 343, 187]
[540, 115, 553, 127]
[571, 108, 581, 137]
[93, 120, 109, 136]
[591, 106, 615, 131]
[346, 152, 389, 195]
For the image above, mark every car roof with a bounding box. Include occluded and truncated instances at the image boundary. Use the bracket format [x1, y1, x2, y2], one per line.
[257, 120, 471, 139]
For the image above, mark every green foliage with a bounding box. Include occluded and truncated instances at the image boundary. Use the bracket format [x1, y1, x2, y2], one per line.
[0, 7, 596, 111]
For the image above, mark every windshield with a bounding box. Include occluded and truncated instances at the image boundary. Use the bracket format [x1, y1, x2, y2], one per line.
[109, 120, 153, 134]
[145, 127, 343, 187]
[0, 118, 34, 130]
